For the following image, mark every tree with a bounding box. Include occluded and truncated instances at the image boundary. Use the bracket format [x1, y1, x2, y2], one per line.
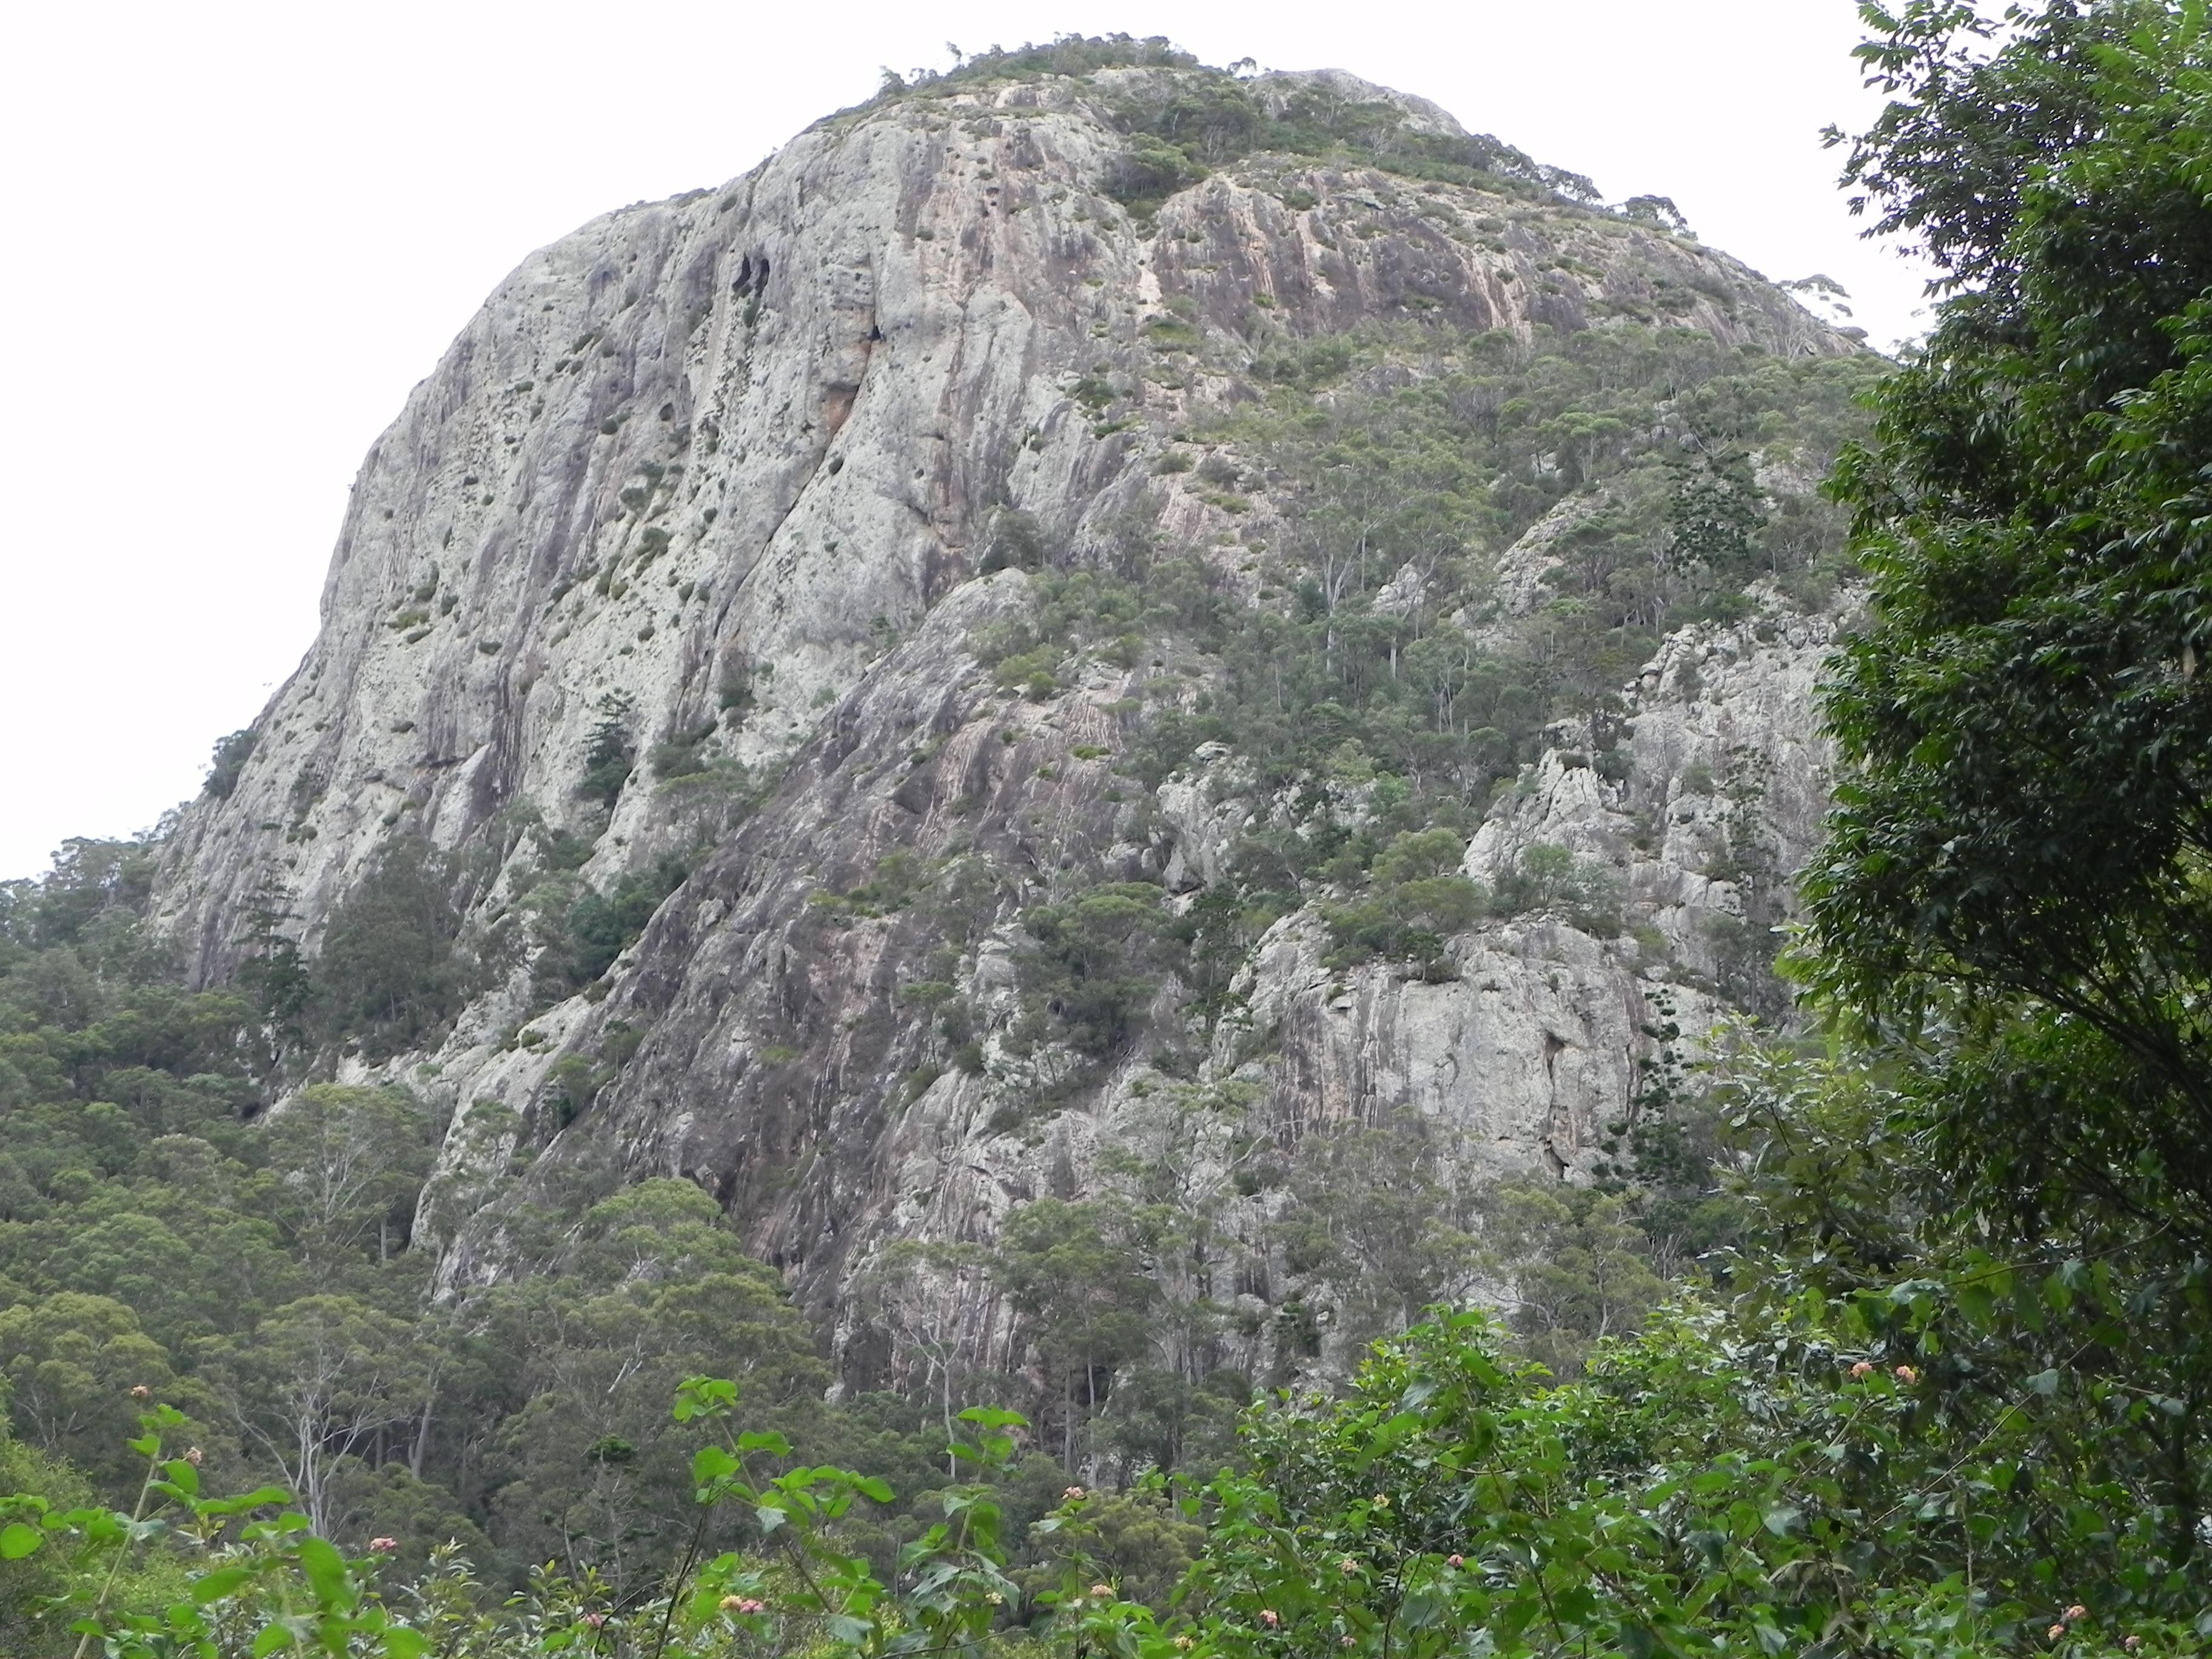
[1808, 1, 2212, 1234]
[263, 1085, 432, 1275]
[850, 1238, 991, 1456]
[0, 1294, 192, 1492]
[993, 1199, 1157, 1472]
[311, 837, 468, 1057]
[1019, 884, 1178, 1057]
[578, 690, 636, 808]
[1278, 1118, 1481, 1348]
[467, 1180, 830, 1590]
[203, 727, 258, 799]
[206, 1293, 432, 1537]
[1476, 1182, 1667, 1377]
[1803, 0, 2212, 1586]
[1662, 446, 1761, 581]
[1322, 828, 1484, 970]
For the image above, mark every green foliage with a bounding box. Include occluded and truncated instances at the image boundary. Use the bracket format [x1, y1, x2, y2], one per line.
[809, 850, 943, 926]
[1, 837, 163, 957]
[1475, 1182, 1667, 1377]
[1122, 325, 1877, 908]
[460, 1181, 833, 1589]
[993, 1201, 1157, 1470]
[867, 37, 1613, 218]
[1104, 134, 1210, 215]
[0, 1295, 198, 1495]
[1188, 1296, 2207, 1658]
[578, 691, 636, 808]
[202, 728, 257, 800]
[871, 33, 1197, 101]
[31, 18, 2212, 1654]
[1662, 446, 1761, 578]
[1809, 1, 2212, 1255]
[1016, 883, 1178, 1057]
[649, 720, 720, 780]
[262, 1085, 432, 1267]
[561, 853, 690, 985]
[1321, 829, 1483, 971]
[1490, 840, 1623, 936]
[978, 508, 1050, 575]
[310, 836, 469, 1059]
[1277, 1118, 1481, 1346]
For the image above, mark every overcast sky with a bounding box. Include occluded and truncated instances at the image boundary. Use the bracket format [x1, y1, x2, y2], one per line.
[0, 0, 1934, 882]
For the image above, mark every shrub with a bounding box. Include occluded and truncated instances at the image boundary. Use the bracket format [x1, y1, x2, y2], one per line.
[1492, 842, 1623, 936]
[311, 836, 469, 1057]
[993, 646, 1062, 700]
[649, 719, 719, 779]
[1018, 881, 1179, 1056]
[1324, 829, 1484, 971]
[578, 691, 635, 807]
[203, 728, 257, 800]
[978, 508, 1048, 574]
[565, 854, 689, 982]
[717, 665, 754, 716]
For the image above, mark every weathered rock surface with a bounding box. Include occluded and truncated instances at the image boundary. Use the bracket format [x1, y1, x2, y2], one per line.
[150, 59, 1862, 1383]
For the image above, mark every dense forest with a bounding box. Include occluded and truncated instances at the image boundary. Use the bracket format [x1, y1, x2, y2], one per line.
[9, 2, 2212, 1654]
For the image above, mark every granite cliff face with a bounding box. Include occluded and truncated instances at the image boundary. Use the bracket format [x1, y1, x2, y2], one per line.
[153, 50, 1866, 1384]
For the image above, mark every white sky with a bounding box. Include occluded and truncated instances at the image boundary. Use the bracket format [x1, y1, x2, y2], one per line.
[0, 0, 1934, 882]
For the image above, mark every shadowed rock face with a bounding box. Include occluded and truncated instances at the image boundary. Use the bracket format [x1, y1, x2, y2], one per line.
[152, 60, 1862, 1382]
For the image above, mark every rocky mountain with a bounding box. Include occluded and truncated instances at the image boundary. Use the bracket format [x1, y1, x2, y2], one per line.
[150, 39, 1876, 1387]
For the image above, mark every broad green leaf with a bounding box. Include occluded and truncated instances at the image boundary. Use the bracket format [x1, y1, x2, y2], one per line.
[295, 1535, 351, 1609]
[192, 1564, 258, 1603]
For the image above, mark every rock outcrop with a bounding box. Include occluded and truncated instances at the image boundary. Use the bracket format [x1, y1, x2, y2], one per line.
[152, 52, 1865, 1384]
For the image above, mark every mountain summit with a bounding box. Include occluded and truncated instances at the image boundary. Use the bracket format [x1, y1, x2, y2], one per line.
[152, 38, 1875, 1384]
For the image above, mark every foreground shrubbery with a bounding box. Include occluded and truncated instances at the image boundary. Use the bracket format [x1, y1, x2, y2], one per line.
[9, 1164, 2212, 1658]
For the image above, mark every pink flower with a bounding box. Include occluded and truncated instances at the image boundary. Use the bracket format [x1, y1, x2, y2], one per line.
[2125, 1638, 2143, 1651]
[369, 1537, 400, 1555]
[1894, 1365, 1919, 1384]
[722, 1595, 746, 1612]
[1259, 1610, 1280, 1628]
[1340, 1639, 1355, 1649]
[740, 1599, 766, 1615]
[1091, 1584, 1114, 1599]
[1446, 1554, 1464, 1568]
[130, 1385, 151, 1400]
[582, 1613, 608, 1629]
[1064, 1486, 1087, 1500]
[1849, 1361, 1874, 1379]
[1339, 1558, 1359, 1575]
[2063, 1606, 2087, 1622]
[184, 1447, 204, 1467]
[2048, 1626, 2066, 1641]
